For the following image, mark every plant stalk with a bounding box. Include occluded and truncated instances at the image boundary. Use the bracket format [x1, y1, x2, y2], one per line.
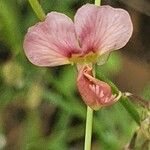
[28, 0, 46, 21]
[84, 1, 101, 150]
[84, 106, 93, 150]
[95, 0, 101, 6]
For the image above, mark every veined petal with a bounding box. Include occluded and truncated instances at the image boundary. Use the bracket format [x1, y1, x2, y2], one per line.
[24, 12, 81, 67]
[77, 66, 120, 110]
[74, 4, 133, 55]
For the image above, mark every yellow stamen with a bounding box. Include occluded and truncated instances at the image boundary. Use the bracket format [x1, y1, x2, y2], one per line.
[69, 52, 99, 65]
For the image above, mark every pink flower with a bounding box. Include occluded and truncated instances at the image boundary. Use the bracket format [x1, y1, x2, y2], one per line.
[77, 66, 121, 110]
[24, 4, 133, 67]
[23, 4, 133, 109]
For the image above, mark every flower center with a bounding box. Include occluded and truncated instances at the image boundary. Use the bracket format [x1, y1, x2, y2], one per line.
[69, 52, 99, 65]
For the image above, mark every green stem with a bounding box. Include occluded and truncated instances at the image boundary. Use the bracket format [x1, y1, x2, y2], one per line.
[95, 0, 101, 6]
[84, 64, 96, 150]
[28, 0, 46, 21]
[84, 107, 93, 150]
[84, 1, 102, 150]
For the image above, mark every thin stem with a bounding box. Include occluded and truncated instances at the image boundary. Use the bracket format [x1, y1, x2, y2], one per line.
[84, 1, 101, 149]
[84, 64, 96, 150]
[84, 106, 93, 150]
[28, 0, 46, 21]
[95, 0, 101, 6]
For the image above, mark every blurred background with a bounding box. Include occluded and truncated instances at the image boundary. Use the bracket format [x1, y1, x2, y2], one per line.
[0, 0, 150, 149]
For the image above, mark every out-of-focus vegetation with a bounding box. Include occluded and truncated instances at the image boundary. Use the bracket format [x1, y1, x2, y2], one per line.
[0, 0, 149, 150]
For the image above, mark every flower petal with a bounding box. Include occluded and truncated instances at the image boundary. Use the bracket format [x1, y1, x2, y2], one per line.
[24, 12, 81, 67]
[77, 66, 119, 110]
[74, 4, 133, 55]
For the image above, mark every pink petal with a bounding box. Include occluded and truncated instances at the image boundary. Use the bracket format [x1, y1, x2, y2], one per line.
[77, 66, 118, 110]
[24, 12, 81, 67]
[74, 4, 133, 55]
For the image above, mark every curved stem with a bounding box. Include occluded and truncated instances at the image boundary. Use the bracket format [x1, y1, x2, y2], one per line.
[84, 106, 93, 150]
[28, 0, 46, 21]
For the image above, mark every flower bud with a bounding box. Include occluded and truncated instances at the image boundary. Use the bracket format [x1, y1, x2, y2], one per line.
[77, 66, 121, 110]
